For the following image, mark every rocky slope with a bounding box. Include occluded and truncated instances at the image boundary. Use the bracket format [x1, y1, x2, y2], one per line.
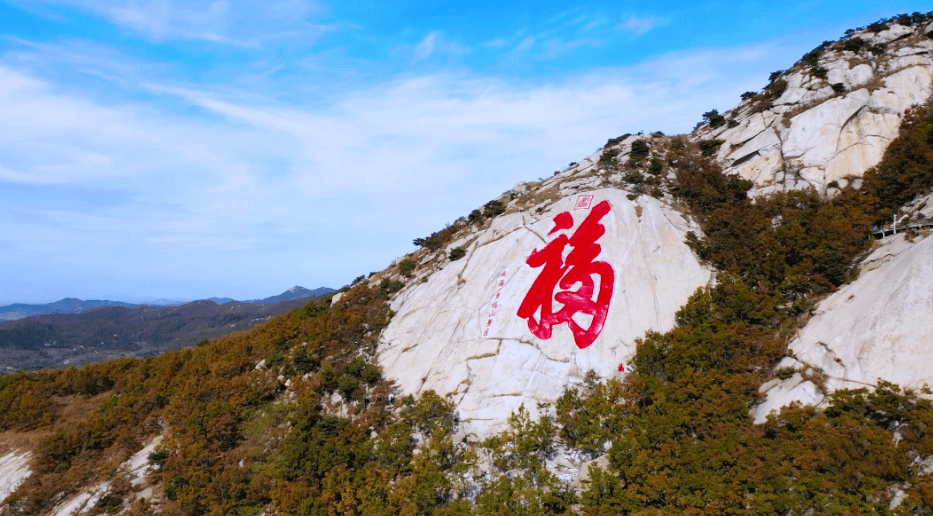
[753, 192, 933, 422]
[695, 20, 933, 197]
[380, 185, 712, 438]
[375, 19, 933, 437]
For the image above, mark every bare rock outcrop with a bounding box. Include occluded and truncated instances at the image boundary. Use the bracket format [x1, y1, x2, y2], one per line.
[379, 185, 712, 438]
[753, 195, 933, 422]
[696, 23, 933, 196]
[0, 450, 31, 504]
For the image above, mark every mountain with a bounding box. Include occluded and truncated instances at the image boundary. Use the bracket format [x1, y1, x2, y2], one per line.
[0, 298, 323, 373]
[0, 287, 336, 372]
[376, 18, 933, 438]
[245, 286, 337, 305]
[4, 13, 933, 516]
[0, 299, 138, 322]
[0, 286, 335, 322]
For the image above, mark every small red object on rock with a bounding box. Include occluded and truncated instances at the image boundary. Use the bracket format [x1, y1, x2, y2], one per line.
[618, 363, 625, 372]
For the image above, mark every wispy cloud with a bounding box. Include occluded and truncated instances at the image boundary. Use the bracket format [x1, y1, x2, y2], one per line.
[0, 33, 804, 302]
[618, 16, 658, 37]
[11, 0, 326, 46]
[412, 31, 469, 60]
[514, 36, 535, 52]
[482, 38, 509, 48]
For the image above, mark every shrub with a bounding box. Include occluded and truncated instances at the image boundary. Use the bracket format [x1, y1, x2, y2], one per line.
[147, 448, 169, 468]
[482, 200, 505, 218]
[740, 91, 758, 100]
[399, 258, 415, 278]
[605, 134, 631, 146]
[468, 209, 484, 224]
[379, 278, 404, 297]
[629, 140, 649, 163]
[412, 237, 441, 250]
[164, 475, 188, 501]
[648, 157, 664, 175]
[798, 41, 832, 67]
[292, 345, 320, 373]
[449, 248, 466, 261]
[698, 139, 725, 157]
[766, 78, 788, 99]
[832, 82, 846, 93]
[843, 37, 869, 53]
[866, 18, 890, 32]
[599, 148, 621, 169]
[95, 494, 122, 514]
[702, 109, 726, 129]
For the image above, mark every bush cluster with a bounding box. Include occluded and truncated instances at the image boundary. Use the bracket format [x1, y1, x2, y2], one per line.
[628, 140, 649, 165]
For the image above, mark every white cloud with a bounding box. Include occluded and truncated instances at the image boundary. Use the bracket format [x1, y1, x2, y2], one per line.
[619, 16, 657, 37]
[0, 36, 803, 302]
[12, 0, 324, 45]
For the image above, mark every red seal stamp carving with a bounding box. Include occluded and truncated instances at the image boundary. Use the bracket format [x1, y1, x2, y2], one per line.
[574, 194, 594, 210]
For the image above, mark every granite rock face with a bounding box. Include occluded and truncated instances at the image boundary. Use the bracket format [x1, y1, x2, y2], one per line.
[0, 451, 31, 504]
[379, 187, 712, 438]
[376, 23, 933, 436]
[694, 23, 933, 197]
[753, 195, 933, 422]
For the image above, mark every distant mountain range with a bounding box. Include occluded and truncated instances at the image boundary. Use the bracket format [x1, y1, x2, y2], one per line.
[0, 286, 336, 372]
[0, 286, 335, 322]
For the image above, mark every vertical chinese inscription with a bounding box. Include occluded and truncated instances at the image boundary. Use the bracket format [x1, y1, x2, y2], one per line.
[483, 270, 508, 337]
[517, 200, 614, 349]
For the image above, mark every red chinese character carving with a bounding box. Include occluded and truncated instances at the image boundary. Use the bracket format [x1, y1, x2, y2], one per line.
[517, 200, 614, 349]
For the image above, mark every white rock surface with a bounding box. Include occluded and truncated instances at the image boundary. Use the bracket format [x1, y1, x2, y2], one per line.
[757, 226, 933, 417]
[792, 232, 933, 392]
[0, 451, 31, 503]
[751, 373, 824, 424]
[379, 188, 713, 438]
[697, 24, 933, 196]
[126, 435, 163, 486]
[46, 434, 163, 516]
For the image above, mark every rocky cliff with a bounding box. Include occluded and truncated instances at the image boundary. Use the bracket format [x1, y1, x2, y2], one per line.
[753, 192, 933, 422]
[376, 19, 933, 437]
[379, 187, 712, 438]
[695, 20, 933, 197]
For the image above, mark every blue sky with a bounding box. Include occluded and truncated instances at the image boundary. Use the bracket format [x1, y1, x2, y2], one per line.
[0, 0, 928, 304]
